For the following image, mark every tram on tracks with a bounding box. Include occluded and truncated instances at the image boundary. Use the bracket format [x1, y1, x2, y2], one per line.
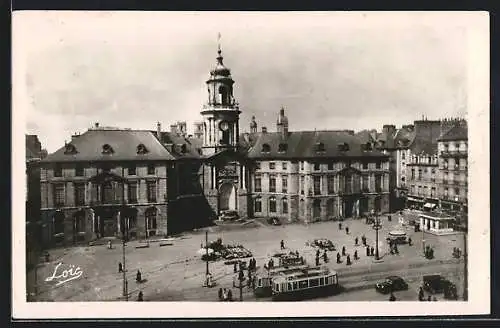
[253, 264, 310, 298]
[271, 266, 339, 301]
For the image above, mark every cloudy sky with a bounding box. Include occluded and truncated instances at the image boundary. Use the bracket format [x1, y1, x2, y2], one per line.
[14, 11, 474, 153]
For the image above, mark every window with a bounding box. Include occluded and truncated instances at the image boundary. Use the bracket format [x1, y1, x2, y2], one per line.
[102, 144, 114, 154]
[376, 161, 381, 169]
[74, 213, 85, 233]
[75, 165, 84, 177]
[269, 162, 276, 170]
[418, 186, 422, 196]
[314, 163, 320, 171]
[254, 197, 262, 213]
[401, 152, 406, 160]
[328, 163, 334, 170]
[431, 187, 436, 198]
[313, 176, 321, 195]
[147, 181, 157, 202]
[269, 175, 276, 192]
[418, 169, 422, 180]
[128, 165, 136, 176]
[145, 208, 157, 230]
[300, 199, 305, 216]
[282, 162, 287, 170]
[327, 176, 335, 194]
[300, 162, 304, 170]
[278, 143, 288, 153]
[53, 184, 65, 206]
[282, 197, 288, 214]
[282, 175, 288, 193]
[74, 183, 85, 206]
[411, 169, 415, 180]
[137, 144, 149, 154]
[310, 278, 319, 287]
[128, 182, 138, 203]
[269, 197, 277, 213]
[254, 175, 262, 192]
[255, 162, 261, 170]
[362, 162, 368, 170]
[345, 174, 353, 194]
[362, 175, 369, 191]
[147, 164, 155, 175]
[454, 188, 460, 196]
[327, 199, 334, 217]
[261, 144, 271, 153]
[375, 175, 382, 192]
[315, 142, 325, 152]
[54, 164, 62, 177]
[300, 176, 305, 195]
[102, 182, 114, 203]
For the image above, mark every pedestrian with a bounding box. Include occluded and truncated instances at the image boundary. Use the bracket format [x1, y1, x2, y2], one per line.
[136, 270, 142, 283]
[227, 289, 233, 301]
[427, 295, 432, 302]
[418, 287, 425, 301]
[394, 244, 399, 254]
[342, 246, 346, 256]
[354, 250, 359, 260]
[108, 240, 113, 249]
[362, 235, 367, 246]
[345, 226, 349, 235]
[218, 288, 223, 301]
[432, 296, 437, 301]
[389, 292, 396, 301]
[366, 246, 370, 256]
[280, 240, 285, 250]
[346, 255, 351, 266]
[296, 250, 299, 257]
[137, 291, 143, 301]
[408, 237, 412, 246]
[339, 222, 342, 230]
[315, 255, 320, 266]
[234, 262, 238, 273]
[355, 237, 359, 246]
[223, 288, 227, 301]
[336, 252, 341, 264]
[323, 251, 328, 263]
[118, 262, 123, 273]
[316, 249, 320, 258]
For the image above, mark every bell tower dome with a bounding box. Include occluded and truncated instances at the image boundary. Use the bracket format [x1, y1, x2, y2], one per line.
[201, 34, 241, 156]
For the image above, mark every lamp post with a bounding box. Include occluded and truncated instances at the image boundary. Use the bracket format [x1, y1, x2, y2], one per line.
[373, 213, 382, 261]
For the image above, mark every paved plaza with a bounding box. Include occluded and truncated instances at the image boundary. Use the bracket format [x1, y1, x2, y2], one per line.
[30, 211, 465, 302]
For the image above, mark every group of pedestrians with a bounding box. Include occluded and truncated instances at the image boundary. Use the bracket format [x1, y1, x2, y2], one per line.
[418, 287, 438, 301]
[218, 288, 233, 301]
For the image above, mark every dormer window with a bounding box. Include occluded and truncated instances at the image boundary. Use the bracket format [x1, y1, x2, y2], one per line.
[64, 143, 78, 155]
[137, 144, 149, 155]
[261, 143, 271, 153]
[102, 144, 114, 155]
[337, 142, 349, 152]
[315, 142, 325, 153]
[278, 143, 288, 153]
[181, 144, 187, 154]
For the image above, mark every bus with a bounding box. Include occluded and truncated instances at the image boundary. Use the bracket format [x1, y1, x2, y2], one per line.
[271, 266, 339, 301]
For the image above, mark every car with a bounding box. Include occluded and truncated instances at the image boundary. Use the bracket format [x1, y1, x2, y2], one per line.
[375, 276, 408, 294]
[423, 275, 454, 294]
[267, 217, 282, 226]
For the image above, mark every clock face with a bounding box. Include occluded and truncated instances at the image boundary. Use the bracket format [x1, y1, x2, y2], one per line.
[219, 121, 230, 131]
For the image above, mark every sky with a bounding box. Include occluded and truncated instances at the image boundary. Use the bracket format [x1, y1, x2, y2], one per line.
[14, 11, 473, 153]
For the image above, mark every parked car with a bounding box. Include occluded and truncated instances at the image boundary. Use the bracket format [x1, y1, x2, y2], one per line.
[375, 276, 408, 294]
[423, 275, 454, 294]
[267, 217, 282, 226]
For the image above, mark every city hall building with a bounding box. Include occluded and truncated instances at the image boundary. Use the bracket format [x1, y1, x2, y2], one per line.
[39, 44, 390, 246]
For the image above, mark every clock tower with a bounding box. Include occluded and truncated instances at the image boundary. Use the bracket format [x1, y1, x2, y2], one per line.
[200, 39, 241, 156]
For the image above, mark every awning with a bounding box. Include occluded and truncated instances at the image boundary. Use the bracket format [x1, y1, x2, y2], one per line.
[407, 197, 424, 202]
[424, 203, 437, 209]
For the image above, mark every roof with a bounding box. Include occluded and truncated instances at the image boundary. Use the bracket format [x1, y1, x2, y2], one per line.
[438, 125, 468, 141]
[43, 129, 176, 163]
[157, 132, 201, 159]
[393, 126, 416, 149]
[408, 121, 442, 155]
[247, 131, 389, 160]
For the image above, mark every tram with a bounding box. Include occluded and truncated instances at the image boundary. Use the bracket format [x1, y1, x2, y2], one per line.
[271, 266, 339, 301]
[253, 264, 309, 298]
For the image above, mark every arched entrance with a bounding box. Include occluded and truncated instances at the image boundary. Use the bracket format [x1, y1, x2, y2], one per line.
[145, 207, 158, 238]
[219, 182, 237, 211]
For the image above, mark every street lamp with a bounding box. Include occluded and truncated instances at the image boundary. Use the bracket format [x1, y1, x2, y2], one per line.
[372, 212, 382, 261]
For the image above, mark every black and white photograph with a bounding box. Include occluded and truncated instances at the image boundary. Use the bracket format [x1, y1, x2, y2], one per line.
[12, 11, 489, 318]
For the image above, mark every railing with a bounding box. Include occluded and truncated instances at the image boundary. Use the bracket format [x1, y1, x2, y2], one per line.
[440, 150, 468, 157]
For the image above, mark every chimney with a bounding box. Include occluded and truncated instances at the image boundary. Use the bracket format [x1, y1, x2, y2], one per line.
[261, 126, 267, 133]
[170, 124, 178, 135]
[95, 122, 99, 128]
[250, 116, 258, 133]
[71, 133, 80, 141]
[276, 107, 289, 138]
[382, 124, 396, 136]
[156, 122, 162, 139]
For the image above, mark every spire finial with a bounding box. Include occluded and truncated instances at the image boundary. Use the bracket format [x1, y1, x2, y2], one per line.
[217, 32, 222, 54]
